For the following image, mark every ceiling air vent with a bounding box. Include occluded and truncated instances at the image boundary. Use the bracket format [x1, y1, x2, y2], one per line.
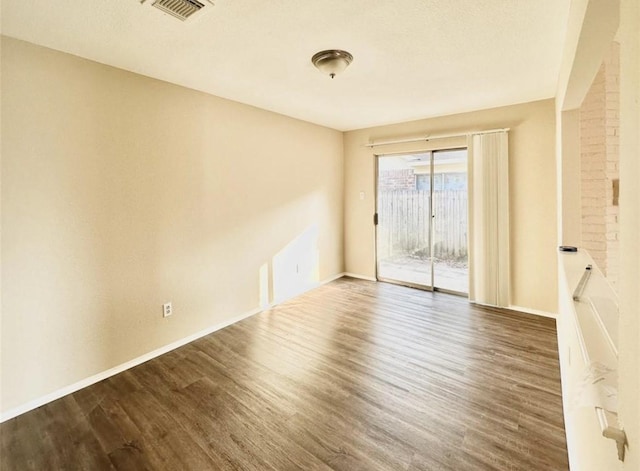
[151, 0, 213, 21]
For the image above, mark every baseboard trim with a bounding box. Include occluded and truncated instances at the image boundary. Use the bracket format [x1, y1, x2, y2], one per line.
[343, 272, 377, 282]
[1, 272, 345, 423]
[0, 307, 261, 423]
[323, 272, 347, 284]
[508, 305, 558, 319]
[270, 272, 346, 306]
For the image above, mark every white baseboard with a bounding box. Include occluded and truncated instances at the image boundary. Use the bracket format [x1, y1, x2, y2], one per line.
[0, 307, 262, 423]
[343, 272, 377, 282]
[508, 305, 558, 319]
[1, 272, 346, 423]
[322, 272, 347, 284]
[270, 272, 346, 306]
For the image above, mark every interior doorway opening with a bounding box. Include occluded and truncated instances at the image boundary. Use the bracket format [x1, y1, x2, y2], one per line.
[375, 149, 469, 295]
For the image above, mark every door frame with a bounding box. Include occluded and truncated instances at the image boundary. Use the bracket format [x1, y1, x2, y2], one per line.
[374, 147, 468, 296]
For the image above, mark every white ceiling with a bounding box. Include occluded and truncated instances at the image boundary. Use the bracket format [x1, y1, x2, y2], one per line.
[1, 0, 570, 131]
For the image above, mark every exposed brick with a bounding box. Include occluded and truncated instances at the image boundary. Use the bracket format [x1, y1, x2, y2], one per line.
[580, 41, 619, 286]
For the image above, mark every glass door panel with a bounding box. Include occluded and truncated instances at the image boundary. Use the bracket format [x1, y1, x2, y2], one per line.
[431, 149, 469, 294]
[376, 153, 433, 288]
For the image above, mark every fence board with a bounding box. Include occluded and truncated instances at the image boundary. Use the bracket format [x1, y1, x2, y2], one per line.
[377, 190, 467, 260]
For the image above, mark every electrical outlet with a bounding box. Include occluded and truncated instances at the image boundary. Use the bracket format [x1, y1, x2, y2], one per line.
[163, 302, 172, 318]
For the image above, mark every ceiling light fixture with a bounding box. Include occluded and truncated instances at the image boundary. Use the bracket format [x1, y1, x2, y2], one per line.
[311, 50, 353, 79]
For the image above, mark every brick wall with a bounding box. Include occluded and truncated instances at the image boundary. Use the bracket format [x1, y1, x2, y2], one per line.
[379, 169, 416, 190]
[580, 41, 620, 288]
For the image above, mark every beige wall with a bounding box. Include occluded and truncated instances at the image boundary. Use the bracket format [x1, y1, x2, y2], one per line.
[0, 37, 344, 413]
[344, 100, 558, 313]
[559, 108, 581, 246]
[617, 0, 640, 467]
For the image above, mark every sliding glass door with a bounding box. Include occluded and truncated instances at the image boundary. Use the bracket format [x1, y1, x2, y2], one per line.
[375, 149, 469, 294]
[430, 149, 469, 293]
[376, 153, 433, 287]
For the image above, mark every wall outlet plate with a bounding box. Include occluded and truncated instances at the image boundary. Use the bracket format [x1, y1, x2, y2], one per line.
[163, 302, 172, 317]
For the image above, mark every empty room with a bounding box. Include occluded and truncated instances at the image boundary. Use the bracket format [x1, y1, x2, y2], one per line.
[1, 1, 638, 470]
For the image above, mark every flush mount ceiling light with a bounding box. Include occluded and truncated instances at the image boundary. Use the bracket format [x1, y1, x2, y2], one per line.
[311, 50, 353, 79]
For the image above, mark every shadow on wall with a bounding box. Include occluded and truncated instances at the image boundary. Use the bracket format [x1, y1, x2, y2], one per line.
[260, 224, 320, 308]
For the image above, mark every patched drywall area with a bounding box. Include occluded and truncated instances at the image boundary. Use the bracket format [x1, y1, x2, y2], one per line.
[580, 41, 620, 288]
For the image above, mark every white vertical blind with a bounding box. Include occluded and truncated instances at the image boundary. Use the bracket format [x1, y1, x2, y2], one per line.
[468, 131, 510, 307]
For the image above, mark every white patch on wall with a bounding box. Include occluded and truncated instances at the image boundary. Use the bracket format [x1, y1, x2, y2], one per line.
[272, 225, 320, 303]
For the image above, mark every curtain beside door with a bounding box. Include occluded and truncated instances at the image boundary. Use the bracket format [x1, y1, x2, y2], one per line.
[468, 131, 510, 307]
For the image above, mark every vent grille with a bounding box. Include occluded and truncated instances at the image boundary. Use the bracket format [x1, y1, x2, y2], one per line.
[152, 0, 207, 21]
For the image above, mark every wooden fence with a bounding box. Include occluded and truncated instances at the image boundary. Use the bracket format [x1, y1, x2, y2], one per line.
[377, 190, 468, 260]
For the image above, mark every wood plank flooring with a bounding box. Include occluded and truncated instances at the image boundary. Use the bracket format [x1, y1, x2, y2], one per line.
[1, 277, 569, 470]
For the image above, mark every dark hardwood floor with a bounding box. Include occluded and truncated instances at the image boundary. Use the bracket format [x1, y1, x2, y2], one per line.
[1, 277, 568, 470]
